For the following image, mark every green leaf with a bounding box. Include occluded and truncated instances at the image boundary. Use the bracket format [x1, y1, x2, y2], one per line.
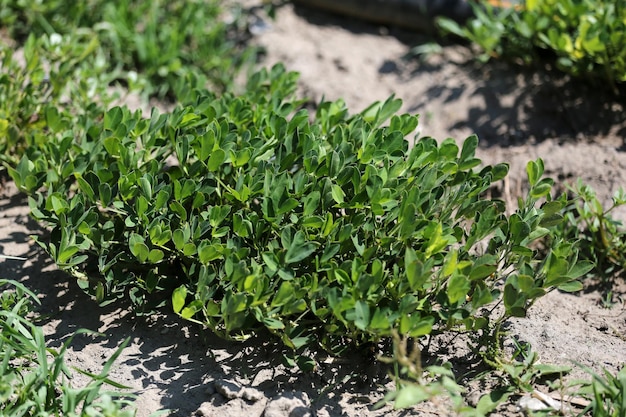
[233, 213, 251, 237]
[50, 194, 69, 214]
[172, 229, 186, 250]
[459, 157, 481, 170]
[526, 159, 544, 187]
[272, 281, 295, 307]
[183, 243, 197, 256]
[503, 283, 526, 317]
[181, 300, 203, 319]
[76, 177, 95, 201]
[208, 149, 226, 171]
[129, 234, 149, 262]
[544, 256, 570, 287]
[148, 249, 164, 263]
[96, 282, 105, 304]
[405, 247, 428, 291]
[360, 95, 402, 127]
[99, 183, 112, 206]
[139, 174, 153, 200]
[277, 198, 299, 215]
[534, 364, 571, 376]
[331, 184, 345, 204]
[399, 314, 434, 337]
[425, 222, 453, 257]
[285, 231, 318, 264]
[176, 134, 190, 164]
[45, 106, 62, 131]
[566, 260, 594, 279]
[476, 389, 512, 415]
[352, 300, 370, 330]
[542, 200, 564, 216]
[557, 280, 583, 292]
[303, 191, 320, 216]
[58, 245, 79, 264]
[320, 243, 340, 263]
[369, 308, 391, 330]
[209, 205, 231, 227]
[263, 317, 285, 330]
[172, 286, 187, 314]
[509, 214, 530, 243]
[196, 131, 215, 162]
[442, 250, 458, 277]
[262, 251, 279, 273]
[439, 138, 459, 160]
[198, 243, 223, 264]
[328, 151, 342, 178]
[394, 384, 431, 409]
[539, 213, 563, 228]
[447, 273, 470, 304]
[469, 255, 498, 281]
[530, 182, 553, 198]
[180, 112, 200, 127]
[104, 106, 123, 130]
[232, 148, 252, 167]
[322, 212, 334, 237]
[131, 242, 149, 263]
[437, 17, 467, 38]
[460, 134, 478, 164]
[491, 163, 509, 181]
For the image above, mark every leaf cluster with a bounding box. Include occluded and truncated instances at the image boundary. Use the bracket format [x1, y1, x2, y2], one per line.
[438, 0, 626, 92]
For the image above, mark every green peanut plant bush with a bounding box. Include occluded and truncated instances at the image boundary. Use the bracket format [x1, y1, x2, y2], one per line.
[438, 0, 626, 92]
[8, 64, 591, 368]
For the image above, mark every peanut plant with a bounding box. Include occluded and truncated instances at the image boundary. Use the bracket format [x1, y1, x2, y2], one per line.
[438, 0, 626, 92]
[9, 63, 591, 369]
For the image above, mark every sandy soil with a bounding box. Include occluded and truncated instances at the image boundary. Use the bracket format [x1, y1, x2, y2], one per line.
[1, 2, 626, 416]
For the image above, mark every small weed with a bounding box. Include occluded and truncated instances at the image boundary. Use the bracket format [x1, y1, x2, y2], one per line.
[571, 364, 626, 417]
[601, 291, 616, 309]
[376, 331, 470, 413]
[560, 179, 626, 281]
[0, 279, 135, 416]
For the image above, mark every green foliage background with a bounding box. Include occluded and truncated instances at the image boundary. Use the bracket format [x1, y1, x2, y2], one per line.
[438, 0, 626, 92]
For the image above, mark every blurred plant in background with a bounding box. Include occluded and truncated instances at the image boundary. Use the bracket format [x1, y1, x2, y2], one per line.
[438, 0, 626, 93]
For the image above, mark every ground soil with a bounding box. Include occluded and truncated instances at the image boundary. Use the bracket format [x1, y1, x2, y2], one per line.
[1, 2, 626, 416]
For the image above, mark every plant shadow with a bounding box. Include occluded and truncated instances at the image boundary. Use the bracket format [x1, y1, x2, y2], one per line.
[402, 51, 626, 147]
